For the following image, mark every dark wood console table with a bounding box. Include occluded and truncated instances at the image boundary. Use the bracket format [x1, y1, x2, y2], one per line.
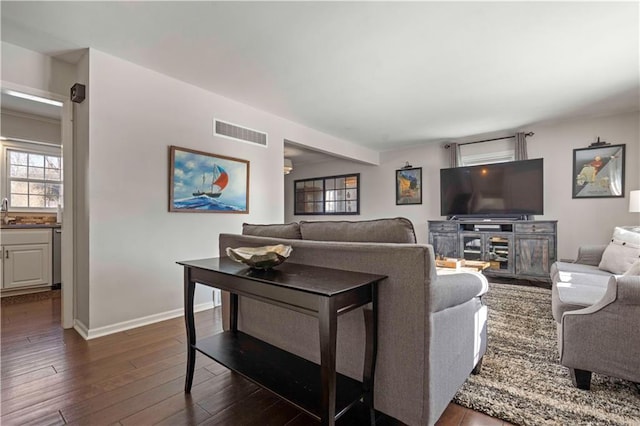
[177, 257, 386, 425]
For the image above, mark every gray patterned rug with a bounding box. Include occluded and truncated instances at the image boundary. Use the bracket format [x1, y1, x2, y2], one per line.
[453, 283, 640, 426]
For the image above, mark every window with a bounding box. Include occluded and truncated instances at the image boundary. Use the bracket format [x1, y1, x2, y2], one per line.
[294, 173, 360, 215]
[6, 148, 62, 209]
[459, 139, 515, 166]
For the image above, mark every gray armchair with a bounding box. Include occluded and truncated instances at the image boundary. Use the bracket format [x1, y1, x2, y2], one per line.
[552, 245, 640, 389]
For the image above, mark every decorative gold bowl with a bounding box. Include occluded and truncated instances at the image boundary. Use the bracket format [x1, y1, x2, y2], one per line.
[226, 244, 293, 270]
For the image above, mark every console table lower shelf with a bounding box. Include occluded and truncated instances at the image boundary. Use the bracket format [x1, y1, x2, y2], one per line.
[195, 331, 366, 420]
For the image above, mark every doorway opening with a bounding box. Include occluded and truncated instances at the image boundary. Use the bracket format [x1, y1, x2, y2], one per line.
[0, 84, 74, 329]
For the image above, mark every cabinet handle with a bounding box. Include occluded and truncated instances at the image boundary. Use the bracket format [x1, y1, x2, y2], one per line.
[5, 250, 8, 259]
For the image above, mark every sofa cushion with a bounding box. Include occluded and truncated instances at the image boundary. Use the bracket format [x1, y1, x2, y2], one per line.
[299, 217, 417, 243]
[550, 261, 611, 283]
[552, 271, 611, 320]
[242, 222, 302, 239]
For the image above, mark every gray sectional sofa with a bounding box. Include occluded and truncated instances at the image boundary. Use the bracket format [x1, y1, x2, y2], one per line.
[551, 235, 640, 389]
[218, 218, 488, 425]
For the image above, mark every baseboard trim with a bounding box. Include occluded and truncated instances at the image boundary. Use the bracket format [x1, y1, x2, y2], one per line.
[73, 319, 90, 339]
[74, 302, 215, 340]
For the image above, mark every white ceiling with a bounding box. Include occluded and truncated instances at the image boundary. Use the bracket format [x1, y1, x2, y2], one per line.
[2, 1, 638, 157]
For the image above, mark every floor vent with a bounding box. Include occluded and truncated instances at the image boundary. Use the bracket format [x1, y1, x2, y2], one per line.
[214, 119, 267, 147]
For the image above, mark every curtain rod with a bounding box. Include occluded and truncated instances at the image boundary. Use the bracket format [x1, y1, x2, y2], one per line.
[444, 132, 534, 148]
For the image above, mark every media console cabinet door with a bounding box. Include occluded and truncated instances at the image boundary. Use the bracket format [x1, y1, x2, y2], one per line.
[515, 235, 555, 277]
[430, 232, 458, 258]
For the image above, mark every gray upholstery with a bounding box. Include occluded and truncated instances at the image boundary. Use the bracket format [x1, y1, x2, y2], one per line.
[299, 217, 417, 243]
[574, 244, 608, 267]
[242, 222, 302, 239]
[551, 244, 640, 388]
[218, 218, 487, 425]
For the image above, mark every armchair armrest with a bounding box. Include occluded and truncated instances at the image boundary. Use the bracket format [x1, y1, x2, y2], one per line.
[560, 275, 640, 381]
[574, 245, 608, 266]
[431, 272, 489, 312]
[561, 275, 640, 322]
[616, 275, 640, 305]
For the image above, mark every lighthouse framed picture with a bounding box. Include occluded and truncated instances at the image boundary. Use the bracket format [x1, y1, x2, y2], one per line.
[168, 146, 250, 213]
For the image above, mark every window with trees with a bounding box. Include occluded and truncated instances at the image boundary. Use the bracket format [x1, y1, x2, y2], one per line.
[5, 147, 62, 209]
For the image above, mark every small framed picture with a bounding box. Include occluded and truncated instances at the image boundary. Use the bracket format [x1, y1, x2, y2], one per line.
[572, 144, 625, 198]
[396, 167, 422, 205]
[169, 146, 249, 213]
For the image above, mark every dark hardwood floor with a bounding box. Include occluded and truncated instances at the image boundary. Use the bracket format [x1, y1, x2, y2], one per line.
[1, 291, 510, 425]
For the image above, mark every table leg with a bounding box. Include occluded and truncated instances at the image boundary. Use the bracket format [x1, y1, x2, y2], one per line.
[230, 293, 238, 333]
[319, 296, 337, 426]
[183, 267, 196, 393]
[362, 283, 378, 425]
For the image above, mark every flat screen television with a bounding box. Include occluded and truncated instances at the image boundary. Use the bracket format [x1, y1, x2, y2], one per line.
[440, 158, 544, 219]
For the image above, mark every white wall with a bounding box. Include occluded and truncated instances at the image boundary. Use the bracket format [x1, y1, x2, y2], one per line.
[286, 111, 640, 259]
[1, 42, 76, 96]
[1, 110, 61, 144]
[74, 50, 91, 327]
[82, 49, 371, 332]
[523, 111, 639, 258]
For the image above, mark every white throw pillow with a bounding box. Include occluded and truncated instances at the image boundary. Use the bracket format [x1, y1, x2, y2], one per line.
[599, 242, 640, 274]
[623, 259, 640, 276]
[612, 226, 640, 247]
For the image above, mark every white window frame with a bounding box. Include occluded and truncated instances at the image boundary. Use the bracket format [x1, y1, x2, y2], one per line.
[459, 139, 516, 166]
[461, 150, 515, 166]
[1, 138, 63, 212]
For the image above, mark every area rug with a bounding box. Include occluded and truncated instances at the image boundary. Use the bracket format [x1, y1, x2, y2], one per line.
[453, 283, 640, 426]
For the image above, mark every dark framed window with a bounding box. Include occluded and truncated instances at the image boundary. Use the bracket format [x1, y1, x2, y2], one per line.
[294, 173, 360, 215]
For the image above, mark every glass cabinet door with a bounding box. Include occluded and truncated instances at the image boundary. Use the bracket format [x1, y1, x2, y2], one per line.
[461, 233, 483, 261]
[486, 234, 513, 273]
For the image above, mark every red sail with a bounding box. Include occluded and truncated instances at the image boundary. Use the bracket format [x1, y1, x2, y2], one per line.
[213, 170, 228, 191]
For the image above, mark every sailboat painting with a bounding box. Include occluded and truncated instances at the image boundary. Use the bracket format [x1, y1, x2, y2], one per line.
[169, 146, 249, 213]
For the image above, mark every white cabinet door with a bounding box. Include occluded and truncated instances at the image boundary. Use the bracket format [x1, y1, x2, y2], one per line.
[2, 243, 50, 289]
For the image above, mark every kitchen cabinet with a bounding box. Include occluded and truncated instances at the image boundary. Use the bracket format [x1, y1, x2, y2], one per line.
[1, 229, 51, 290]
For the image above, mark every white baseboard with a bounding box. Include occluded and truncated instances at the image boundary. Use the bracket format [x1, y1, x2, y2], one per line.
[73, 318, 90, 339]
[74, 301, 215, 340]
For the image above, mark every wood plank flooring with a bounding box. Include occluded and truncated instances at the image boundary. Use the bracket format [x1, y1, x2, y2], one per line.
[1, 291, 510, 425]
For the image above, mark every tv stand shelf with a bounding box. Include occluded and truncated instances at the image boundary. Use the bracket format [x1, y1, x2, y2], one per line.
[428, 219, 557, 281]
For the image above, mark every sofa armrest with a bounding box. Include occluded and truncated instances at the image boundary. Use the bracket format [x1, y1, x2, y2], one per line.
[431, 272, 489, 312]
[574, 245, 608, 266]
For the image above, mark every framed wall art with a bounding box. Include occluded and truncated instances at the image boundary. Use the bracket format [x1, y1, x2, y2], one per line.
[572, 144, 625, 199]
[396, 167, 422, 205]
[169, 145, 249, 213]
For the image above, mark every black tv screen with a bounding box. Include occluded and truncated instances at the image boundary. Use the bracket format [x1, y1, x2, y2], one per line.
[440, 158, 544, 218]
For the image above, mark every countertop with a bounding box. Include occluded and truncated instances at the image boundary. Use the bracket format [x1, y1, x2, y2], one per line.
[1, 223, 61, 229]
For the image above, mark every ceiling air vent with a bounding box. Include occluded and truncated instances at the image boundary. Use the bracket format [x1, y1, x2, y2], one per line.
[214, 119, 267, 147]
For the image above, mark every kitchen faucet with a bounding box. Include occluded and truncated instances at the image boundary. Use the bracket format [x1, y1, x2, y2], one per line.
[1, 197, 8, 224]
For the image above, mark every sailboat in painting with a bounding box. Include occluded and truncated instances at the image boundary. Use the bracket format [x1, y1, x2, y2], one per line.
[193, 164, 229, 198]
